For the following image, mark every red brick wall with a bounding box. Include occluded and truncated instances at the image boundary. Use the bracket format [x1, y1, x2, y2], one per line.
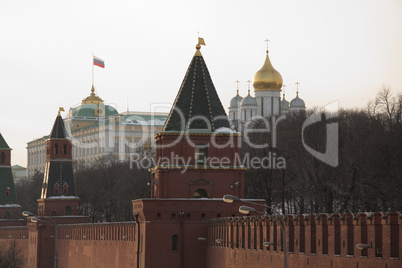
[207, 212, 402, 268]
[57, 222, 137, 268]
[0, 226, 28, 266]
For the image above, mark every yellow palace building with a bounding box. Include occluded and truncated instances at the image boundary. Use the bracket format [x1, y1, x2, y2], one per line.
[27, 87, 167, 178]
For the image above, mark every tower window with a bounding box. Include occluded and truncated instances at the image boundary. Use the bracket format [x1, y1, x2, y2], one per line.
[195, 145, 208, 164]
[193, 188, 209, 198]
[5, 188, 10, 197]
[63, 144, 67, 155]
[65, 206, 72, 216]
[0, 152, 5, 164]
[172, 235, 179, 252]
[55, 144, 59, 154]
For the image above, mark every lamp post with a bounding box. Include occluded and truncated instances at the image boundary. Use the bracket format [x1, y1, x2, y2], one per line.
[223, 195, 287, 268]
[23, 211, 58, 268]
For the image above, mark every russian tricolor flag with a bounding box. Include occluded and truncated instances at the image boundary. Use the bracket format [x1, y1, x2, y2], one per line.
[93, 56, 105, 68]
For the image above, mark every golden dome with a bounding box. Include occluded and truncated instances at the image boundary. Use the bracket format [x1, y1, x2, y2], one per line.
[82, 86, 104, 105]
[253, 50, 283, 92]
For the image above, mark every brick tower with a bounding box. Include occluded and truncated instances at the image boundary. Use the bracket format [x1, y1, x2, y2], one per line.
[151, 42, 245, 199]
[133, 40, 246, 268]
[37, 109, 80, 216]
[0, 132, 20, 219]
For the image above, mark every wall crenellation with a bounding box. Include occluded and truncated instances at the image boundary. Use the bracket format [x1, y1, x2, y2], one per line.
[0, 226, 28, 239]
[207, 211, 401, 267]
[57, 221, 136, 241]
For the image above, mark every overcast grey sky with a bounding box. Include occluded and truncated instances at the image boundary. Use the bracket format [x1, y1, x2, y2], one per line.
[1, 0, 401, 167]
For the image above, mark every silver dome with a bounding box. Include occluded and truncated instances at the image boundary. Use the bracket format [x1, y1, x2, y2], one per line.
[230, 95, 243, 108]
[290, 97, 305, 108]
[241, 95, 257, 107]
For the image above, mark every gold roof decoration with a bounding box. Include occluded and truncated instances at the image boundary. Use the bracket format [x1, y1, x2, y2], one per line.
[82, 86, 104, 105]
[194, 37, 206, 57]
[253, 41, 283, 92]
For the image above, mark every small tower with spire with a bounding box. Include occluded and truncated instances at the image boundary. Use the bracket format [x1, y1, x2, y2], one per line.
[37, 108, 80, 216]
[0, 132, 20, 219]
[151, 39, 244, 199]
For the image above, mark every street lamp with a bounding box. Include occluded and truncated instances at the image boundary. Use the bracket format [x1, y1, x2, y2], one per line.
[223, 195, 287, 268]
[263, 241, 283, 247]
[356, 244, 382, 255]
[22, 211, 59, 268]
[215, 239, 238, 247]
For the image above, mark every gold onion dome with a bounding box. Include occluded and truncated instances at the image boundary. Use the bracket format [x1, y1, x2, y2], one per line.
[253, 50, 283, 92]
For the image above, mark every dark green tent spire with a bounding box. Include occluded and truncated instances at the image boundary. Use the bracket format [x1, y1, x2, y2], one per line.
[0, 133, 11, 150]
[163, 45, 230, 132]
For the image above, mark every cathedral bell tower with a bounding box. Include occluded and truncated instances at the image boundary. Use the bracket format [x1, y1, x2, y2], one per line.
[37, 108, 79, 216]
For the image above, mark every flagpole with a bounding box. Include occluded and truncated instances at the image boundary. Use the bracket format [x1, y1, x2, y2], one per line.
[92, 52, 94, 87]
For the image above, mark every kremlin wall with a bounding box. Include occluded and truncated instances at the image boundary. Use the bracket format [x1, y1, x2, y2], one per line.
[0, 40, 401, 268]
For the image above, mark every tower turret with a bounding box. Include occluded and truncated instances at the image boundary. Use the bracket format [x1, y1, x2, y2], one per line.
[38, 108, 79, 216]
[152, 40, 245, 199]
[0, 132, 20, 219]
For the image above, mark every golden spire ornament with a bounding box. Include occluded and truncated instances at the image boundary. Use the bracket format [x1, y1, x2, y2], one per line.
[235, 80, 240, 95]
[247, 80, 252, 95]
[295, 82, 300, 97]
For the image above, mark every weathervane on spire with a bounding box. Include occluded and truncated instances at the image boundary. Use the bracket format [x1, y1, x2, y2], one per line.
[235, 80, 240, 95]
[58, 107, 65, 116]
[247, 80, 251, 95]
[195, 34, 206, 56]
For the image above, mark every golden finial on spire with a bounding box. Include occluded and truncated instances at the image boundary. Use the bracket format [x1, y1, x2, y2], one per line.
[247, 80, 252, 95]
[82, 86, 104, 105]
[295, 82, 300, 97]
[235, 80, 240, 95]
[282, 84, 287, 100]
[58, 107, 65, 116]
